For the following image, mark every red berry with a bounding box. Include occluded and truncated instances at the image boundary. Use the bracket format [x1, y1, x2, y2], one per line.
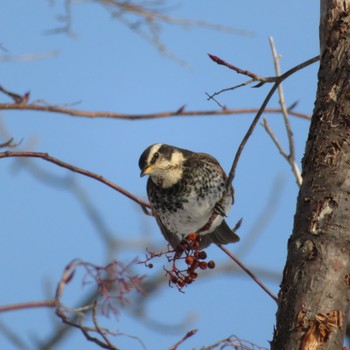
[191, 261, 199, 269]
[187, 232, 197, 241]
[199, 262, 207, 270]
[190, 272, 198, 280]
[208, 260, 216, 269]
[198, 251, 207, 260]
[185, 256, 194, 265]
[185, 276, 193, 284]
[177, 279, 185, 287]
[170, 275, 178, 284]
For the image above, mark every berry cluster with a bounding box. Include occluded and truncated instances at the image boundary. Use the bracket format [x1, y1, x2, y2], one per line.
[166, 232, 215, 290]
[140, 233, 216, 291]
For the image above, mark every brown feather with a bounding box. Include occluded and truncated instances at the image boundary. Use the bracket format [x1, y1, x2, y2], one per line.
[207, 220, 240, 246]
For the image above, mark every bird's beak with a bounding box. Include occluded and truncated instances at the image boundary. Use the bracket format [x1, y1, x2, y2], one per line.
[140, 164, 154, 177]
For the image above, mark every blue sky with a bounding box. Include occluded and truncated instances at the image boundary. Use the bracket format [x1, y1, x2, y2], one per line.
[1, 1, 320, 349]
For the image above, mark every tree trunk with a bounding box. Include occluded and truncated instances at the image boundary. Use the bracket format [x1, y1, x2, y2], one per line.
[271, 1, 350, 349]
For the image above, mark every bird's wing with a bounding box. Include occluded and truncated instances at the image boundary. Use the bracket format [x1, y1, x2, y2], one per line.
[192, 152, 222, 167]
[190, 152, 234, 203]
[153, 210, 181, 249]
[191, 155, 238, 247]
[146, 178, 180, 249]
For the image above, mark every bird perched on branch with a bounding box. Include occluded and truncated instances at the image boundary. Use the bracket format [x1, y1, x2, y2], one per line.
[139, 144, 240, 249]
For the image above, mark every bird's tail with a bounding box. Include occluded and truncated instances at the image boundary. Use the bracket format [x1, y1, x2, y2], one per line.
[207, 220, 240, 246]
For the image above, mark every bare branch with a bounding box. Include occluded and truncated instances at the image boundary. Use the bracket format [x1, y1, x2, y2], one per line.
[0, 137, 21, 148]
[218, 245, 278, 303]
[262, 118, 289, 159]
[208, 53, 277, 83]
[0, 102, 311, 120]
[203, 334, 268, 350]
[269, 37, 295, 159]
[223, 55, 318, 201]
[104, 0, 251, 35]
[47, 0, 250, 66]
[199, 55, 319, 236]
[0, 300, 56, 313]
[168, 329, 198, 350]
[54, 259, 145, 350]
[0, 151, 151, 213]
[262, 118, 302, 186]
[45, 0, 74, 36]
[0, 85, 30, 104]
[206, 79, 256, 100]
[90, 302, 120, 350]
[236, 174, 285, 258]
[0, 50, 59, 62]
[207, 54, 320, 99]
[268, 37, 302, 187]
[0, 320, 30, 350]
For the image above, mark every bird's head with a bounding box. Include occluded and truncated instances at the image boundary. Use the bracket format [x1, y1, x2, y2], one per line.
[139, 144, 187, 188]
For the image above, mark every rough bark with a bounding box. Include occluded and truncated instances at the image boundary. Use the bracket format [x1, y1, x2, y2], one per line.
[271, 1, 350, 349]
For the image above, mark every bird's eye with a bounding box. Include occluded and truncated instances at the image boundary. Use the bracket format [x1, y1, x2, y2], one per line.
[151, 152, 159, 164]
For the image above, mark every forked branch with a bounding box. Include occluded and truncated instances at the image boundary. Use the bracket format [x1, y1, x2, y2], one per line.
[212, 54, 319, 204]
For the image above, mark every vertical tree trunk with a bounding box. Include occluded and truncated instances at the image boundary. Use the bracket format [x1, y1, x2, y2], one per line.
[271, 1, 350, 349]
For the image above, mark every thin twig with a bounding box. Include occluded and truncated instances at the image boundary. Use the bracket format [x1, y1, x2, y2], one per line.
[236, 174, 285, 258]
[54, 260, 110, 348]
[0, 320, 30, 350]
[0, 151, 151, 212]
[202, 334, 268, 350]
[92, 301, 119, 350]
[218, 245, 278, 303]
[0, 300, 57, 313]
[206, 79, 255, 100]
[262, 118, 302, 185]
[262, 118, 304, 186]
[0, 137, 20, 148]
[0, 86, 30, 104]
[269, 37, 295, 159]
[204, 92, 225, 109]
[168, 329, 198, 350]
[290, 158, 303, 187]
[99, 0, 251, 66]
[208, 54, 277, 83]
[262, 118, 288, 158]
[0, 50, 59, 62]
[269, 37, 302, 187]
[79, 322, 115, 350]
[110, 1, 251, 36]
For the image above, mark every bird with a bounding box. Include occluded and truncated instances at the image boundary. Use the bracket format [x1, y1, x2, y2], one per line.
[139, 144, 240, 250]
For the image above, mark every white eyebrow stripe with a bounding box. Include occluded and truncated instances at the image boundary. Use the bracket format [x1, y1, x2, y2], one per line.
[147, 144, 162, 164]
